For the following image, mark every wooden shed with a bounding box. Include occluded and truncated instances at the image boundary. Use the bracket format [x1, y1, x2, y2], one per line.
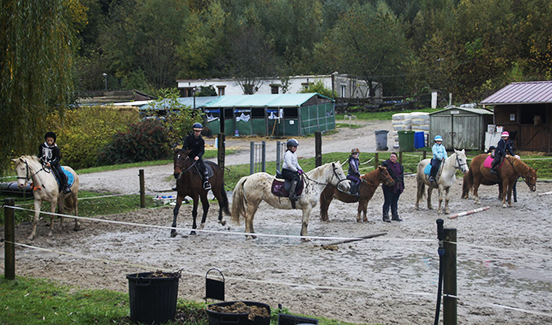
[429, 106, 493, 150]
[480, 81, 552, 152]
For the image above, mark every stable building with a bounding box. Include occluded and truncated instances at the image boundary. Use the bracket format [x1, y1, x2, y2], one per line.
[201, 93, 335, 137]
[480, 81, 552, 152]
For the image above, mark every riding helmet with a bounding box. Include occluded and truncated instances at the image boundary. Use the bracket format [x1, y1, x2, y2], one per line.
[192, 123, 203, 130]
[351, 148, 360, 154]
[287, 139, 299, 147]
[44, 131, 57, 142]
[434, 135, 443, 142]
[501, 131, 509, 137]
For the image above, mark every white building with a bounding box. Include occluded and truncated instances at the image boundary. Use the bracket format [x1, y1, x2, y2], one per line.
[177, 73, 381, 99]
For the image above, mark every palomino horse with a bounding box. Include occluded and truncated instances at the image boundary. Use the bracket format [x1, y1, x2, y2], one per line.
[231, 162, 350, 239]
[13, 155, 79, 240]
[463, 154, 537, 207]
[171, 149, 230, 237]
[415, 149, 469, 214]
[319, 166, 395, 222]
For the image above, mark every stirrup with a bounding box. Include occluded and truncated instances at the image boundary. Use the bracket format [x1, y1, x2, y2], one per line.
[203, 181, 211, 190]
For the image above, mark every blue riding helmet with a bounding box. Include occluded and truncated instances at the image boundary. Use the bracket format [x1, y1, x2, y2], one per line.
[287, 139, 299, 147]
[192, 123, 203, 130]
[434, 135, 443, 142]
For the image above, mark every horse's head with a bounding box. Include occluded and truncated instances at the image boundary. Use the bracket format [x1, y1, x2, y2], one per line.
[378, 166, 395, 187]
[329, 161, 350, 192]
[12, 156, 34, 189]
[524, 167, 538, 192]
[534, 115, 543, 127]
[454, 149, 469, 174]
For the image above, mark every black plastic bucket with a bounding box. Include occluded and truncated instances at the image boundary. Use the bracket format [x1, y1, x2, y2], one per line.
[206, 301, 271, 325]
[126, 272, 180, 324]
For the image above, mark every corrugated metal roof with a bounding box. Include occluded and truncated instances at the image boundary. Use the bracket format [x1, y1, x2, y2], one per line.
[139, 96, 219, 110]
[429, 107, 493, 115]
[480, 81, 552, 105]
[203, 93, 332, 108]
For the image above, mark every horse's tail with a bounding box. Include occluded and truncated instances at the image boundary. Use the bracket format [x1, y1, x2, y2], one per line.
[219, 181, 231, 216]
[462, 170, 473, 198]
[231, 176, 248, 225]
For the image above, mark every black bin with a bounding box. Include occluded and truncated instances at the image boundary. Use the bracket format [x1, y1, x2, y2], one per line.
[206, 301, 271, 325]
[126, 272, 180, 324]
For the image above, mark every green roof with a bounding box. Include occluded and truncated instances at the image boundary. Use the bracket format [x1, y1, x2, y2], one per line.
[202, 93, 333, 108]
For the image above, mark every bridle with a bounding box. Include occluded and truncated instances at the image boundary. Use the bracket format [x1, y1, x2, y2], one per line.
[453, 153, 468, 171]
[302, 163, 349, 189]
[174, 154, 197, 177]
[16, 159, 47, 183]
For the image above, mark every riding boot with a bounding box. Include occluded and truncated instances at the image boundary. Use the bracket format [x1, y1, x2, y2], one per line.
[203, 170, 211, 190]
[489, 161, 497, 174]
[289, 180, 298, 201]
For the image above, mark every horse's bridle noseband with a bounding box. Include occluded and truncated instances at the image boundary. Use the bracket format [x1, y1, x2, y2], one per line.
[16, 159, 46, 183]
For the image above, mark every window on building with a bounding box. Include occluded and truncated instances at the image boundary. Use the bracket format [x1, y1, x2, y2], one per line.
[217, 86, 226, 96]
[341, 85, 346, 98]
[271, 85, 279, 94]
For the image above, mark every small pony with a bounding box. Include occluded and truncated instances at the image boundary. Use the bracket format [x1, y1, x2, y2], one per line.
[319, 166, 395, 222]
[13, 155, 79, 240]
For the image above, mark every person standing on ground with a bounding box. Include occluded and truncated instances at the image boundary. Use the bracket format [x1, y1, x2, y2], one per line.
[381, 152, 404, 222]
[282, 139, 303, 201]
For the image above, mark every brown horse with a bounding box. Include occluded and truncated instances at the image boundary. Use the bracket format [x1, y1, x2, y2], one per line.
[464, 154, 537, 207]
[319, 166, 395, 222]
[171, 149, 230, 236]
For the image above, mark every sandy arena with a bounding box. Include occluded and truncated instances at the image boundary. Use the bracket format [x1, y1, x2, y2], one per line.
[3, 120, 552, 324]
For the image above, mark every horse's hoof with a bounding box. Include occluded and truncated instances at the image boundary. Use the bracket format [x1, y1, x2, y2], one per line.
[301, 237, 311, 242]
[502, 204, 507, 208]
[48, 232, 53, 237]
[190, 231, 197, 235]
[170, 230, 177, 237]
[219, 220, 226, 226]
[245, 235, 257, 240]
[199, 223, 205, 229]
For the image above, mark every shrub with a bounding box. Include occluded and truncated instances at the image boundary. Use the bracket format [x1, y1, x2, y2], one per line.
[98, 119, 171, 165]
[46, 106, 139, 169]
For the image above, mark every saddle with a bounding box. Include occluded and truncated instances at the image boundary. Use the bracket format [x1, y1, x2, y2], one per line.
[50, 166, 75, 192]
[271, 171, 304, 198]
[193, 161, 215, 178]
[483, 155, 505, 170]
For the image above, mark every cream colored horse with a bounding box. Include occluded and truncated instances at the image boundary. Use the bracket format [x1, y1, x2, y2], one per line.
[231, 162, 350, 239]
[13, 155, 79, 240]
[415, 149, 469, 214]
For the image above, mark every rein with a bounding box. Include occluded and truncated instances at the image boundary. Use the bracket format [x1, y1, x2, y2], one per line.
[17, 160, 47, 183]
[302, 164, 348, 188]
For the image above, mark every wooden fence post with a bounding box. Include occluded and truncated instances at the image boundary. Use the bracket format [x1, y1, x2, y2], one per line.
[4, 198, 15, 280]
[217, 133, 225, 177]
[423, 150, 427, 160]
[443, 228, 457, 325]
[315, 132, 322, 167]
[399, 151, 403, 164]
[374, 153, 379, 168]
[139, 169, 145, 208]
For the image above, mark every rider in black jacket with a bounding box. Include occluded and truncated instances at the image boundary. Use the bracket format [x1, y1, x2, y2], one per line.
[38, 132, 71, 194]
[490, 131, 515, 174]
[182, 123, 211, 190]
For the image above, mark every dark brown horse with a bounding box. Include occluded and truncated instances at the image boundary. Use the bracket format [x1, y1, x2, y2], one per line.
[171, 149, 230, 236]
[319, 166, 395, 222]
[463, 154, 537, 207]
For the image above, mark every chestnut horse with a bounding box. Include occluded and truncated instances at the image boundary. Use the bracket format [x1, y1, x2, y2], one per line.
[171, 149, 230, 237]
[231, 162, 350, 239]
[463, 154, 537, 207]
[319, 166, 395, 222]
[13, 155, 79, 240]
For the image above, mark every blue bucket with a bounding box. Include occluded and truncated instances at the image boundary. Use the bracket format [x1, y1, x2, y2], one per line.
[414, 132, 425, 149]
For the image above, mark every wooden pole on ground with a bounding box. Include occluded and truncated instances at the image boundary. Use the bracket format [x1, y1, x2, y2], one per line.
[538, 191, 552, 197]
[139, 169, 145, 208]
[323, 232, 387, 246]
[443, 228, 457, 325]
[315, 132, 322, 167]
[4, 198, 15, 280]
[448, 206, 490, 219]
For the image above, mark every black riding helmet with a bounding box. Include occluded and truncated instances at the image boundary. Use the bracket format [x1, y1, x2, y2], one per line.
[45, 131, 57, 142]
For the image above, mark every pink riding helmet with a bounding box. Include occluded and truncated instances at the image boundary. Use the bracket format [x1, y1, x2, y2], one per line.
[501, 131, 509, 137]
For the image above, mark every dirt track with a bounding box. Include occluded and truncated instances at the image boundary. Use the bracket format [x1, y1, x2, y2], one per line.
[3, 120, 552, 325]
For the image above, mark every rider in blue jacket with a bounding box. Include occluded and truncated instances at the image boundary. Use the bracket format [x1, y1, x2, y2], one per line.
[429, 135, 447, 182]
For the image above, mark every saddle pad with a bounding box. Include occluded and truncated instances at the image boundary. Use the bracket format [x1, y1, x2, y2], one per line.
[423, 163, 431, 175]
[61, 166, 75, 187]
[271, 178, 304, 197]
[484, 156, 504, 169]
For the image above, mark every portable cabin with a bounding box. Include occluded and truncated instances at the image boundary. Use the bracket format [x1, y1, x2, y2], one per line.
[201, 93, 335, 136]
[480, 81, 552, 152]
[429, 106, 493, 150]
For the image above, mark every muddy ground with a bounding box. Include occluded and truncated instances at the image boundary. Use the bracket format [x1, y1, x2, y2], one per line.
[2, 120, 552, 324]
